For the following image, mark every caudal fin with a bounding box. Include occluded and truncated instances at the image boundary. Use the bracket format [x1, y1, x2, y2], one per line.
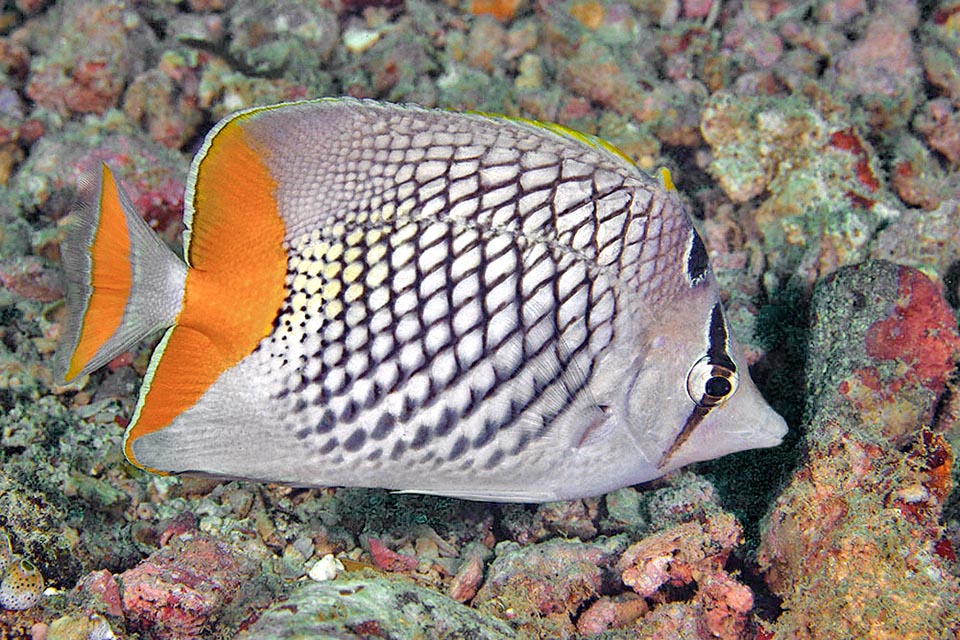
[55, 164, 188, 383]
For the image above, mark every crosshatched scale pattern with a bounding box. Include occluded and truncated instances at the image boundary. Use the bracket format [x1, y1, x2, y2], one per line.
[242, 101, 695, 482]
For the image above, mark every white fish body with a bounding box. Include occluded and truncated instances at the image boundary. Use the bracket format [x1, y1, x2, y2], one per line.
[56, 99, 787, 502]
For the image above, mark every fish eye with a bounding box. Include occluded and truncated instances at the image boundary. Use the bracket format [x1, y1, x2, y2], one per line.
[686, 357, 739, 407]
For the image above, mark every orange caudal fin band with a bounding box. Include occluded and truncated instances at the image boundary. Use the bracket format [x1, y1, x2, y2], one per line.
[55, 164, 188, 383]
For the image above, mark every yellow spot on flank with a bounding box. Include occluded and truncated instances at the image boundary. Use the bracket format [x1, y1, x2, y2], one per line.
[396, 200, 415, 218]
[323, 262, 342, 280]
[305, 276, 322, 295]
[380, 204, 395, 221]
[327, 243, 344, 262]
[307, 296, 323, 317]
[368, 243, 387, 264]
[325, 300, 344, 320]
[345, 247, 362, 264]
[332, 222, 346, 237]
[366, 262, 389, 288]
[366, 229, 383, 245]
[347, 229, 364, 246]
[293, 273, 308, 292]
[343, 263, 364, 283]
[345, 283, 364, 303]
[291, 292, 308, 311]
[322, 280, 342, 300]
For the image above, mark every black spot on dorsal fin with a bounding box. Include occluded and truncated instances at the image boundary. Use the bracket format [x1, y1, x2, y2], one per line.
[707, 303, 736, 372]
[686, 230, 709, 285]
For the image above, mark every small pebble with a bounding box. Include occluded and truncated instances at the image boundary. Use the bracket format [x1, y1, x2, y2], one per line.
[308, 554, 344, 582]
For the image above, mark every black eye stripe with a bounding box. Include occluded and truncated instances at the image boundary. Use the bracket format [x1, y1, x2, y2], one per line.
[707, 303, 736, 372]
[658, 404, 709, 468]
[685, 230, 709, 285]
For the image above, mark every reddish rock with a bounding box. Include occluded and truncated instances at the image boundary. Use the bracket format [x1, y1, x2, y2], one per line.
[915, 98, 960, 164]
[474, 537, 623, 637]
[618, 513, 742, 598]
[77, 569, 123, 618]
[447, 547, 486, 603]
[864, 267, 960, 394]
[157, 511, 199, 547]
[697, 572, 753, 639]
[758, 261, 960, 638]
[25, 2, 143, 116]
[576, 593, 647, 635]
[119, 535, 260, 639]
[682, 0, 715, 19]
[834, 14, 920, 96]
[367, 538, 417, 573]
[837, 267, 960, 444]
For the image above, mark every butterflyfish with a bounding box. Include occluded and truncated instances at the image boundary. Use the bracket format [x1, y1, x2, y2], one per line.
[56, 99, 787, 502]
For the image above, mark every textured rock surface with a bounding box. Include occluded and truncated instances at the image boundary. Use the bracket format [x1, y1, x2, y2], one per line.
[237, 574, 517, 639]
[758, 260, 960, 640]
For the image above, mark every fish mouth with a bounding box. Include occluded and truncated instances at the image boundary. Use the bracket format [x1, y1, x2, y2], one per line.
[658, 398, 788, 471]
[752, 408, 789, 447]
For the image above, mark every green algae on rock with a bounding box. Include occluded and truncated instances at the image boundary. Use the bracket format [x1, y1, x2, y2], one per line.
[700, 91, 899, 289]
[237, 574, 518, 639]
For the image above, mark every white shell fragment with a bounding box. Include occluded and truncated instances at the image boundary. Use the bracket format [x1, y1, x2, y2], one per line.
[308, 554, 345, 582]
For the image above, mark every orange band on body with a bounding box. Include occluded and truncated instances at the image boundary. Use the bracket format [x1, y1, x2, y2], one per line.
[124, 120, 288, 467]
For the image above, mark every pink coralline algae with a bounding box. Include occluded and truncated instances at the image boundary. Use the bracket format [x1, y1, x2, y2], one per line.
[696, 572, 754, 640]
[617, 513, 742, 599]
[615, 511, 754, 639]
[914, 98, 960, 165]
[863, 267, 960, 394]
[839, 266, 960, 442]
[78, 569, 123, 618]
[473, 537, 619, 637]
[24, 2, 144, 116]
[575, 593, 647, 635]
